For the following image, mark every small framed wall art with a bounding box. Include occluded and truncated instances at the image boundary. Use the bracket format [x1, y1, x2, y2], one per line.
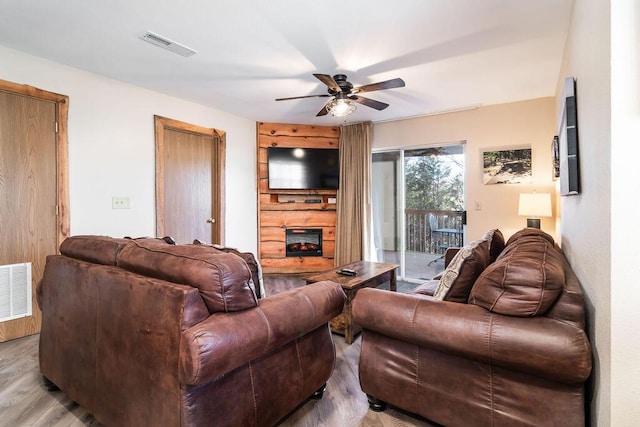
[552, 135, 560, 180]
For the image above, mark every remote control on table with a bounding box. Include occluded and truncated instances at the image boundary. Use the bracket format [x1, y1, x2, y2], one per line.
[338, 268, 357, 276]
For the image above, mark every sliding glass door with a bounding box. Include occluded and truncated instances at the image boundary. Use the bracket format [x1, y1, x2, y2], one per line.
[372, 144, 465, 282]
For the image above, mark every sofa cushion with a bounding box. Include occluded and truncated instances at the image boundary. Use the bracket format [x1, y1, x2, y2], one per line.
[413, 280, 439, 297]
[117, 240, 258, 313]
[482, 228, 505, 263]
[60, 235, 131, 266]
[433, 239, 490, 302]
[505, 227, 555, 247]
[469, 237, 565, 316]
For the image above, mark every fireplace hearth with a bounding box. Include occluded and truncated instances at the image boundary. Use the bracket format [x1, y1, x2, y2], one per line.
[286, 228, 323, 257]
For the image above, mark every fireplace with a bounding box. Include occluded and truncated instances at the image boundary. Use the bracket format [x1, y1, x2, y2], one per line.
[285, 228, 323, 257]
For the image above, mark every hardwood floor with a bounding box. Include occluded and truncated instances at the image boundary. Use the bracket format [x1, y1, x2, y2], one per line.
[0, 333, 435, 427]
[279, 336, 437, 427]
[0, 334, 101, 427]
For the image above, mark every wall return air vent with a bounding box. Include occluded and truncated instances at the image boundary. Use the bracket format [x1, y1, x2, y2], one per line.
[0, 262, 32, 322]
[139, 31, 197, 57]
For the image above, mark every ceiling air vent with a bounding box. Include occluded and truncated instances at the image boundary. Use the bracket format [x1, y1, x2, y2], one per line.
[139, 31, 197, 57]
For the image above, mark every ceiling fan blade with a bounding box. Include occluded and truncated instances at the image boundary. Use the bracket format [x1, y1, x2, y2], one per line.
[316, 104, 329, 116]
[313, 73, 341, 93]
[275, 94, 330, 101]
[354, 78, 405, 94]
[349, 95, 389, 111]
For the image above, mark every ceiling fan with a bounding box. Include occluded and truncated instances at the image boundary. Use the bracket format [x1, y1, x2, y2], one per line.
[275, 73, 405, 117]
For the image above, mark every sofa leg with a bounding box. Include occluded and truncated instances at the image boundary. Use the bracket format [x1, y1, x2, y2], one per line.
[367, 395, 387, 412]
[310, 384, 327, 400]
[42, 376, 59, 392]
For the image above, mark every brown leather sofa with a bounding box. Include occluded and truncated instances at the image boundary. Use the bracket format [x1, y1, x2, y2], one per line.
[37, 235, 346, 427]
[352, 228, 592, 427]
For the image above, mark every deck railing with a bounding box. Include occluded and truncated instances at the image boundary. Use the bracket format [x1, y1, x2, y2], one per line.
[405, 209, 465, 254]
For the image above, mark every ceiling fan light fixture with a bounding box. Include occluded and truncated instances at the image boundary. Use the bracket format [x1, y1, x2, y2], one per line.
[327, 96, 356, 117]
[275, 73, 404, 117]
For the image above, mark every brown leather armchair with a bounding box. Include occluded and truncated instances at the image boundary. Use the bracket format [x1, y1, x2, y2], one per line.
[38, 235, 346, 427]
[352, 228, 592, 426]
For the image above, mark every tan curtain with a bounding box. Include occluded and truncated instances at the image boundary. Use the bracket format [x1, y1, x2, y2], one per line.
[335, 121, 373, 266]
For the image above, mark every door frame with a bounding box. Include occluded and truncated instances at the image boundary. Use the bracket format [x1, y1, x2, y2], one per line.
[154, 115, 226, 243]
[0, 79, 69, 341]
[0, 79, 70, 249]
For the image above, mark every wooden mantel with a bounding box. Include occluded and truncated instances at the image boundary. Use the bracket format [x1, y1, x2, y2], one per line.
[257, 122, 340, 274]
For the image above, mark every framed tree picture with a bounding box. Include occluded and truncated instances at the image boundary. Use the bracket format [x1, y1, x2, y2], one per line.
[482, 147, 532, 184]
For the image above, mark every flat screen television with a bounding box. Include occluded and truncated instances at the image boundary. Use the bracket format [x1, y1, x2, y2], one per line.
[267, 147, 339, 190]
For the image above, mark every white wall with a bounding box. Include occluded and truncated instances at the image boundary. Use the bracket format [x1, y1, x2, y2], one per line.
[610, 0, 640, 425]
[556, 0, 612, 424]
[373, 97, 557, 242]
[0, 45, 258, 253]
[559, 0, 640, 425]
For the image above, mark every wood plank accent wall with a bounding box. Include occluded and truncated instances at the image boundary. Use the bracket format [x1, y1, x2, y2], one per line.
[257, 122, 340, 274]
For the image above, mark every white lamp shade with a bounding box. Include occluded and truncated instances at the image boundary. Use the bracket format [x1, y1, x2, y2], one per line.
[518, 193, 552, 217]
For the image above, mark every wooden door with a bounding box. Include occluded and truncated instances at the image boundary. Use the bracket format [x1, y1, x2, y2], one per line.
[0, 80, 69, 342]
[155, 116, 225, 244]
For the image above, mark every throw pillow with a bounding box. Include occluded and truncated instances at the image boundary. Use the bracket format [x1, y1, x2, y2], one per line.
[192, 239, 265, 299]
[482, 228, 505, 263]
[469, 237, 565, 316]
[123, 235, 176, 245]
[433, 239, 490, 303]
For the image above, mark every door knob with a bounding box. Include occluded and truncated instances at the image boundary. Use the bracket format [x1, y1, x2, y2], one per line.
[207, 218, 216, 224]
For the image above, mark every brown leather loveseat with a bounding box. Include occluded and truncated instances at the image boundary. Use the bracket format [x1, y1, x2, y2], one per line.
[37, 235, 346, 426]
[352, 228, 592, 426]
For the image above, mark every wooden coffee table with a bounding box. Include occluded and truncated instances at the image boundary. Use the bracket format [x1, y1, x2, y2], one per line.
[305, 260, 399, 344]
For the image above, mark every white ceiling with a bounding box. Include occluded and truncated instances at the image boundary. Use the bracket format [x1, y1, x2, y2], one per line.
[0, 0, 574, 125]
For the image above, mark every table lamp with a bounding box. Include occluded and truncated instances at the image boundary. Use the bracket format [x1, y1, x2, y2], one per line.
[518, 193, 552, 229]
